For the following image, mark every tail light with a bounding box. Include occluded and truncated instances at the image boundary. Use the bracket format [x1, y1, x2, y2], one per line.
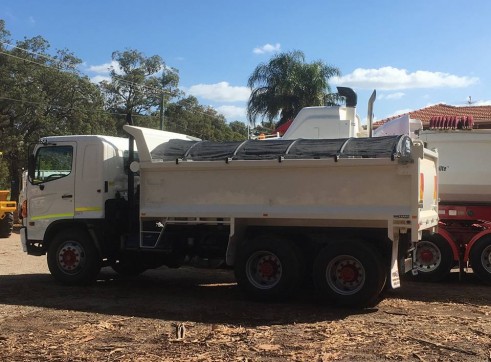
[21, 200, 27, 219]
[419, 173, 424, 204]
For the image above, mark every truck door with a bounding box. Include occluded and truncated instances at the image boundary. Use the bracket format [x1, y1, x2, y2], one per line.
[27, 142, 76, 241]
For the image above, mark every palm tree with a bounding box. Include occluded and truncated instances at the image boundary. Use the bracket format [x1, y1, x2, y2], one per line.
[247, 51, 340, 128]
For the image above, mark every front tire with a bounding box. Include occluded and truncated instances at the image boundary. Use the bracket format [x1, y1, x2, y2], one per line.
[469, 235, 491, 284]
[313, 241, 386, 308]
[412, 234, 454, 282]
[47, 229, 101, 285]
[234, 235, 303, 301]
[0, 212, 14, 238]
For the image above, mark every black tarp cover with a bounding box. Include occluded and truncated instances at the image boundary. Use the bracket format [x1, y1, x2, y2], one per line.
[150, 135, 412, 162]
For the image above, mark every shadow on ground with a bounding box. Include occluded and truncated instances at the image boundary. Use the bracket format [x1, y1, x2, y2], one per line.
[1, 266, 489, 326]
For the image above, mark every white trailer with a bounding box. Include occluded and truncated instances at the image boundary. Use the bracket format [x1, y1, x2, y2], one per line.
[375, 116, 491, 283]
[20, 90, 439, 307]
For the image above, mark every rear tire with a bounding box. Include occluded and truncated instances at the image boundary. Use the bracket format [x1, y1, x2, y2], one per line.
[313, 241, 386, 308]
[0, 212, 14, 238]
[234, 235, 303, 301]
[412, 234, 454, 282]
[469, 235, 491, 284]
[47, 229, 101, 285]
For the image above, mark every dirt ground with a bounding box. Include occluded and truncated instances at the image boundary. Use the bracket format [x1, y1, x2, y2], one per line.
[0, 229, 490, 362]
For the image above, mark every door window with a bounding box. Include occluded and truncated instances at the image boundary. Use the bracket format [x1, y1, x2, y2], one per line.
[31, 146, 73, 184]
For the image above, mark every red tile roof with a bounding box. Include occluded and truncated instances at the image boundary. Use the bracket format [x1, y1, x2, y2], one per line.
[375, 104, 491, 128]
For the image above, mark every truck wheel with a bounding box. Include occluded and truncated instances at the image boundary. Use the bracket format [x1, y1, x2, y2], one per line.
[413, 234, 454, 282]
[234, 235, 303, 301]
[47, 229, 101, 285]
[313, 241, 386, 307]
[0, 212, 14, 238]
[469, 235, 491, 284]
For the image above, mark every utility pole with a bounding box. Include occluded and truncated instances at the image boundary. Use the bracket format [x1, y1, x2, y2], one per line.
[126, 112, 135, 232]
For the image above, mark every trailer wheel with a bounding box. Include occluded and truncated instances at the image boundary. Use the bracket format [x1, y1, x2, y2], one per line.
[469, 235, 491, 284]
[234, 235, 303, 301]
[47, 229, 101, 285]
[313, 241, 386, 307]
[0, 212, 14, 238]
[413, 234, 454, 282]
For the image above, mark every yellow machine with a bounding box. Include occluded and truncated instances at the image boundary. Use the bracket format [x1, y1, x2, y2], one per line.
[0, 190, 16, 238]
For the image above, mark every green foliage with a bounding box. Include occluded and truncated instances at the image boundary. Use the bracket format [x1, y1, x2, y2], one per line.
[247, 50, 340, 127]
[165, 96, 247, 141]
[99, 49, 183, 135]
[0, 157, 9, 190]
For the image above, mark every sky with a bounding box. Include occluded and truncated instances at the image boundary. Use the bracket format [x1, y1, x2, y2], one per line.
[1, 0, 491, 125]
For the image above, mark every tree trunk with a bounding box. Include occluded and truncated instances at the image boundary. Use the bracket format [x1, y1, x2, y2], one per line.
[9, 155, 20, 203]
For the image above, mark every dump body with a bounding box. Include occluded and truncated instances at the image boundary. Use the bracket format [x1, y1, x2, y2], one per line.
[125, 125, 438, 248]
[419, 130, 491, 204]
[125, 126, 437, 240]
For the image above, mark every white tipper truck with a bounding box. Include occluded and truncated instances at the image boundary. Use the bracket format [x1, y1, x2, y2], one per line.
[20, 88, 439, 307]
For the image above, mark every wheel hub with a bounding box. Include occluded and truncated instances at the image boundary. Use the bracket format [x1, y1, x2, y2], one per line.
[416, 241, 441, 272]
[339, 265, 358, 282]
[420, 249, 434, 263]
[327, 256, 365, 295]
[58, 242, 84, 273]
[246, 251, 282, 290]
[258, 259, 277, 279]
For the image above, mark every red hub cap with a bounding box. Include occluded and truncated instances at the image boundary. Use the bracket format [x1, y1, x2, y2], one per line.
[339, 265, 358, 282]
[420, 249, 434, 263]
[258, 260, 276, 278]
[61, 247, 79, 269]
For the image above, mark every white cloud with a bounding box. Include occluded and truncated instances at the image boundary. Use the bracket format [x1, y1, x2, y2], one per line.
[334, 66, 478, 90]
[379, 92, 405, 100]
[87, 60, 123, 75]
[90, 75, 111, 84]
[253, 43, 281, 54]
[216, 105, 247, 120]
[187, 82, 250, 102]
[471, 99, 491, 106]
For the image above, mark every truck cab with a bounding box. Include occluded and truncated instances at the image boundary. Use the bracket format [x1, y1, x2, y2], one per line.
[23, 135, 129, 253]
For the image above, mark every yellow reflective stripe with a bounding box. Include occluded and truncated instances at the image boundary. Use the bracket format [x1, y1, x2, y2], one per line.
[30, 207, 102, 221]
[31, 213, 74, 221]
[75, 207, 102, 212]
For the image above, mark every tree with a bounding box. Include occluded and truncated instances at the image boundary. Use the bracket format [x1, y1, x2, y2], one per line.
[165, 96, 247, 141]
[247, 50, 340, 128]
[0, 22, 114, 201]
[99, 49, 181, 134]
[228, 121, 249, 139]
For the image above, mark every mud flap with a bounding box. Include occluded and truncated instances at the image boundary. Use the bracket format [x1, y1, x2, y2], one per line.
[20, 226, 28, 252]
[389, 230, 401, 289]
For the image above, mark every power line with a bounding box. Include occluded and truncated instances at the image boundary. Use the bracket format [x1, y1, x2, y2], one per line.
[0, 50, 55, 69]
[1, 40, 63, 65]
